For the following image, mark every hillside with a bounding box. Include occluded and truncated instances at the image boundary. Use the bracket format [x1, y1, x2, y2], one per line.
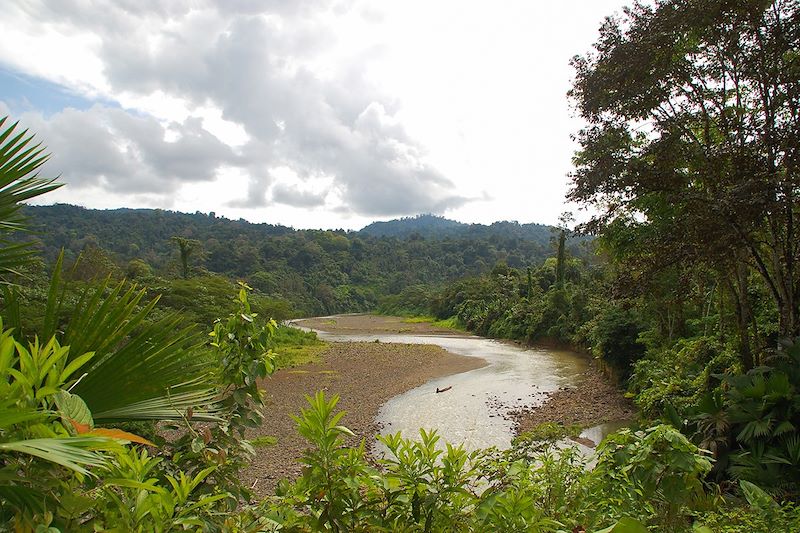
[23, 204, 584, 316]
[359, 214, 554, 246]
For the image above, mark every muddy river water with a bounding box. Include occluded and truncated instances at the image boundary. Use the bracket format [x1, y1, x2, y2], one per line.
[306, 328, 614, 451]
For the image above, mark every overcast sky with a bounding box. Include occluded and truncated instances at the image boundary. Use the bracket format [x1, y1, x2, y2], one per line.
[0, 0, 630, 230]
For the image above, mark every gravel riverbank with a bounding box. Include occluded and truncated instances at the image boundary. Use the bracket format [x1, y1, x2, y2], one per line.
[242, 318, 485, 497]
[243, 315, 633, 496]
[511, 364, 636, 442]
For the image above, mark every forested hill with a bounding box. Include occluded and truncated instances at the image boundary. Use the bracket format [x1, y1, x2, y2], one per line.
[24, 204, 585, 316]
[359, 214, 553, 245]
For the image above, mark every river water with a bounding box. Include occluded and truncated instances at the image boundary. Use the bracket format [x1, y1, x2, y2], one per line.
[307, 329, 601, 451]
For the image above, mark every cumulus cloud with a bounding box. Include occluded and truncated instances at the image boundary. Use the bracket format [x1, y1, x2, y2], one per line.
[271, 184, 328, 208]
[16, 105, 239, 195]
[0, 0, 471, 218]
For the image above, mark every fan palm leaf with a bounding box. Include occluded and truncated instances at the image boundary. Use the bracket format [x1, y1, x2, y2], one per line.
[71, 311, 217, 421]
[43, 260, 219, 421]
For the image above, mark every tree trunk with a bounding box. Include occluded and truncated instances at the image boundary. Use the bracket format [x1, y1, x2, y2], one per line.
[729, 259, 755, 371]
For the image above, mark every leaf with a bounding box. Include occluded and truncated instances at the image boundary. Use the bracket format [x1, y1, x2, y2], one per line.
[85, 428, 155, 446]
[57, 281, 219, 422]
[0, 436, 111, 475]
[90, 388, 220, 422]
[54, 390, 94, 431]
[664, 402, 682, 428]
[0, 407, 45, 429]
[0, 117, 61, 280]
[69, 419, 92, 435]
[0, 485, 45, 515]
[42, 251, 65, 341]
[59, 350, 95, 386]
[595, 517, 649, 533]
[740, 480, 778, 511]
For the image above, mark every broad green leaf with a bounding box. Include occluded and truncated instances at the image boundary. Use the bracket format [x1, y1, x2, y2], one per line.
[740, 480, 778, 510]
[0, 407, 45, 429]
[59, 350, 95, 385]
[54, 390, 94, 431]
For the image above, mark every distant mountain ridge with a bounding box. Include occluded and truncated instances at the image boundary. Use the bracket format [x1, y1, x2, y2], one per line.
[21, 204, 590, 316]
[26, 205, 560, 243]
[359, 214, 463, 237]
[358, 214, 554, 245]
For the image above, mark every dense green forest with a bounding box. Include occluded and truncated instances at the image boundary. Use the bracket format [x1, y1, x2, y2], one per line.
[2, 0, 800, 531]
[24, 205, 589, 318]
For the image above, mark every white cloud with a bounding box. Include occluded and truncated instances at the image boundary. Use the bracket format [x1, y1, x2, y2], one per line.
[0, 0, 629, 229]
[15, 105, 238, 194]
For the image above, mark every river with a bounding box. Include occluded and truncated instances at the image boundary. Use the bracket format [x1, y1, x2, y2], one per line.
[305, 327, 606, 451]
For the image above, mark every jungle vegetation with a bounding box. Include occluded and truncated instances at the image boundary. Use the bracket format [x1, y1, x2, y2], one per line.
[2, 0, 800, 531]
[23, 205, 583, 319]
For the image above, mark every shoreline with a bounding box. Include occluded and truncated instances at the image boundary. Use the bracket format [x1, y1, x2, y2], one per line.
[294, 313, 471, 337]
[242, 316, 486, 496]
[243, 314, 634, 495]
[492, 339, 636, 442]
[510, 363, 636, 441]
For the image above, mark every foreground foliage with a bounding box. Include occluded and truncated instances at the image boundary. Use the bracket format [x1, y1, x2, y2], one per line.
[239, 393, 799, 533]
[4, 0, 800, 523]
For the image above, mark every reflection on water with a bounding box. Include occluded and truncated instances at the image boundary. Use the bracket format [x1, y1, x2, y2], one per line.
[310, 330, 590, 451]
[579, 420, 630, 446]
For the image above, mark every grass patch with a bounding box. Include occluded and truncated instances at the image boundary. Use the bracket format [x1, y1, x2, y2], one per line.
[402, 315, 466, 331]
[402, 315, 438, 324]
[513, 422, 583, 450]
[432, 316, 466, 330]
[271, 326, 328, 369]
[250, 435, 278, 448]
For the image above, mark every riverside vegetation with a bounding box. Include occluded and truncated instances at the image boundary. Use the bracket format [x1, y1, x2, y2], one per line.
[3, 0, 800, 530]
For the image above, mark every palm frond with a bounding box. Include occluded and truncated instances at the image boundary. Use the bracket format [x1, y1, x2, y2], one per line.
[0, 117, 61, 279]
[0, 285, 21, 333]
[91, 387, 221, 421]
[62, 277, 156, 360]
[0, 436, 111, 475]
[41, 250, 65, 341]
[43, 272, 219, 422]
[72, 315, 218, 422]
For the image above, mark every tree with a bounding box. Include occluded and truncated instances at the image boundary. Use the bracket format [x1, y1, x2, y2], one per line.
[569, 0, 800, 364]
[170, 235, 201, 279]
[554, 212, 574, 288]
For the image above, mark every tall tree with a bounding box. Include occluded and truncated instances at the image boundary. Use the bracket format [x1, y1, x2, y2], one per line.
[170, 236, 201, 279]
[555, 212, 574, 288]
[568, 0, 800, 358]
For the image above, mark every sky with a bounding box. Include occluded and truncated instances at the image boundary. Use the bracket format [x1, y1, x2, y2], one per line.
[0, 0, 630, 230]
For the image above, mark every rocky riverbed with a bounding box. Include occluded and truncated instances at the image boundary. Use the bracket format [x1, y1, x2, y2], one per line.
[511, 364, 636, 444]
